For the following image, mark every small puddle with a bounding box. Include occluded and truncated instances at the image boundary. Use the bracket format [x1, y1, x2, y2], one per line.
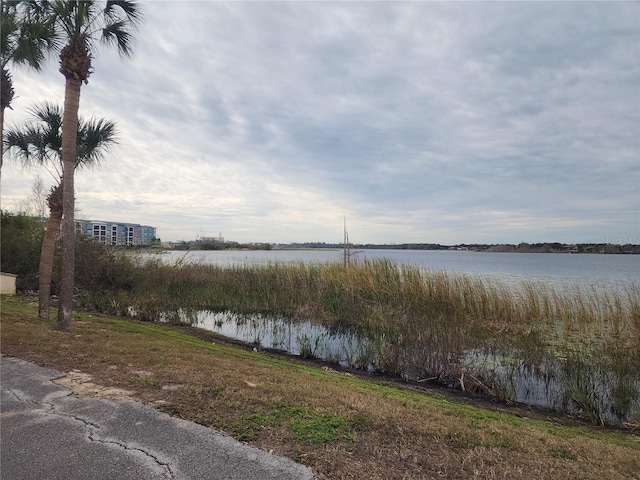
[193, 310, 380, 371]
[162, 309, 639, 424]
[460, 349, 640, 424]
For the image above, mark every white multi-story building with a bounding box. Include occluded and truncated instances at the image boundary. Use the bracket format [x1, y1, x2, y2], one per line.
[76, 220, 157, 246]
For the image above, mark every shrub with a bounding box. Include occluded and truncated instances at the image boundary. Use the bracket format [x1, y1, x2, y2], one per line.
[0, 212, 44, 291]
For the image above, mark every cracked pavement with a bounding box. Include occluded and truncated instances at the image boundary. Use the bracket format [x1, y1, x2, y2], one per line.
[0, 356, 314, 480]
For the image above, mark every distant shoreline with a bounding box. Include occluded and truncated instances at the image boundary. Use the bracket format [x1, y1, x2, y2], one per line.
[164, 241, 640, 254]
[273, 242, 640, 254]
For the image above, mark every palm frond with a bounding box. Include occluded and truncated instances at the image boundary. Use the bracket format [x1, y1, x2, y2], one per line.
[4, 101, 118, 173]
[101, 19, 134, 56]
[4, 127, 38, 161]
[50, 0, 143, 66]
[75, 116, 118, 169]
[1, 0, 58, 70]
[105, 0, 143, 23]
[51, 0, 85, 39]
[4, 123, 54, 167]
[28, 100, 63, 126]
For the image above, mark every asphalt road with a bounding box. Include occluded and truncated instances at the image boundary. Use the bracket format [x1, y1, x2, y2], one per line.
[0, 356, 314, 480]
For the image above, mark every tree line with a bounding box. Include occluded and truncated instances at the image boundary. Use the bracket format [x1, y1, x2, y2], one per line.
[274, 242, 639, 253]
[171, 240, 273, 251]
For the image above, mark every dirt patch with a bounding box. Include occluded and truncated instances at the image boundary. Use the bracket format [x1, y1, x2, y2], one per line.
[53, 370, 135, 400]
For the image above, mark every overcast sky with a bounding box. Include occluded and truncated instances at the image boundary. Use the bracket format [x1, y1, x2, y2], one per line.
[3, 1, 639, 244]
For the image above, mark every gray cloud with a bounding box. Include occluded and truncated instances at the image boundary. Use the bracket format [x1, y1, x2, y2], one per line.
[2, 1, 638, 244]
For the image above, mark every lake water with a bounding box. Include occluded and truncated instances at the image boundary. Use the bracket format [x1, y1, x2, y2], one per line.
[160, 249, 639, 290]
[150, 248, 639, 422]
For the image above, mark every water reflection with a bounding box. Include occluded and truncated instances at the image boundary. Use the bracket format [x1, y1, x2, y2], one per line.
[194, 310, 379, 370]
[188, 309, 639, 424]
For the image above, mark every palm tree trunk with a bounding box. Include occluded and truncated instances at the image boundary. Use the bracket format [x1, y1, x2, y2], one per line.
[39, 210, 62, 318]
[38, 185, 63, 319]
[57, 76, 82, 331]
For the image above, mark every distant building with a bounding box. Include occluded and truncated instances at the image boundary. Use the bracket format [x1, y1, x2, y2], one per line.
[76, 219, 157, 246]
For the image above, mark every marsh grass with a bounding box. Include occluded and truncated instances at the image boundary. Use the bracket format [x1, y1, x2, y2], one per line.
[297, 332, 327, 359]
[78, 255, 640, 423]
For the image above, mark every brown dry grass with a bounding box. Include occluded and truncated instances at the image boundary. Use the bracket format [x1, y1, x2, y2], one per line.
[1, 295, 638, 480]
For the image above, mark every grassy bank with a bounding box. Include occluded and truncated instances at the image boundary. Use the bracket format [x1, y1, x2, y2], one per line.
[78, 256, 640, 423]
[1, 295, 639, 479]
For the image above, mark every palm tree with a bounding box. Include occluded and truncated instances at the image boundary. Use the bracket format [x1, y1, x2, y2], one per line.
[4, 101, 117, 319]
[50, 0, 142, 330]
[0, 0, 57, 179]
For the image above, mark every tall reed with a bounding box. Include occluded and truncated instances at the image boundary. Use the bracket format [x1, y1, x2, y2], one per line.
[79, 254, 640, 423]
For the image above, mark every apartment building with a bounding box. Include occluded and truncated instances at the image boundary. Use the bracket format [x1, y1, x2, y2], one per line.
[76, 220, 157, 246]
